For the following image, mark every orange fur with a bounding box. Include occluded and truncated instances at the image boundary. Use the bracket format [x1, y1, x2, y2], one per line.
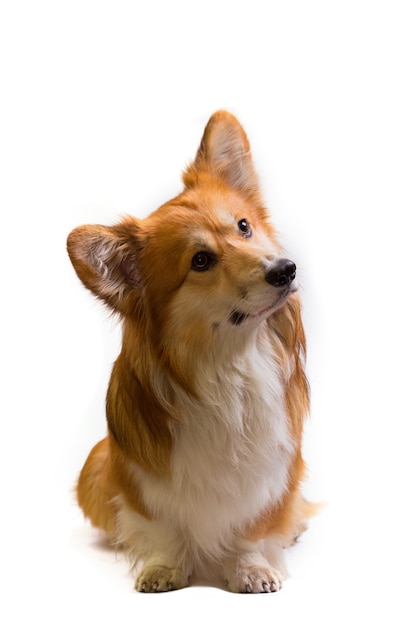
[68, 111, 315, 593]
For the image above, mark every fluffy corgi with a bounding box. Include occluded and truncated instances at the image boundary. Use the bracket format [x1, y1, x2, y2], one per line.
[67, 111, 314, 593]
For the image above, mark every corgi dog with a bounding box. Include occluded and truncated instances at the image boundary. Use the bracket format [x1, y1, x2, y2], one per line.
[67, 111, 314, 594]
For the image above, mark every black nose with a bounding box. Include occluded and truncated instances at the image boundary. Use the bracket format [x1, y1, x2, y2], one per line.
[265, 259, 296, 287]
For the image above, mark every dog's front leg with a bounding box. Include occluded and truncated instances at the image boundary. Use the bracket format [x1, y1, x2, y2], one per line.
[136, 543, 192, 592]
[135, 533, 192, 594]
[118, 510, 192, 593]
[223, 538, 284, 593]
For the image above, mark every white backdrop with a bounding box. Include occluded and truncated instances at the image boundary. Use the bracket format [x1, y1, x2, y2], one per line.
[1, 1, 416, 624]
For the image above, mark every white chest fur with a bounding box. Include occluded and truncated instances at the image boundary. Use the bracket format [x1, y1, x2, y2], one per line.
[133, 334, 295, 558]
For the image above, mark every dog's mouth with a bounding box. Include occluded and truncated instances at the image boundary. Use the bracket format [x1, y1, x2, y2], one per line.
[229, 286, 296, 327]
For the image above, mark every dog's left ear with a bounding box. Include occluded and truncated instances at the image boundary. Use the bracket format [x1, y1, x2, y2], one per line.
[183, 110, 260, 198]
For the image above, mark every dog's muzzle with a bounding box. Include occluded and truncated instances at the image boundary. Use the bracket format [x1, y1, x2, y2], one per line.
[229, 259, 297, 326]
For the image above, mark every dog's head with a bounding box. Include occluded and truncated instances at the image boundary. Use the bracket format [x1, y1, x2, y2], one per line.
[68, 112, 300, 372]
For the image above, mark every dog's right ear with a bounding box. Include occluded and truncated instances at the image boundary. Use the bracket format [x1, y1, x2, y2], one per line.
[67, 218, 143, 314]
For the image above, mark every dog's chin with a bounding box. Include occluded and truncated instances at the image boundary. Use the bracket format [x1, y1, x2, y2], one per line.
[229, 286, 297, 327]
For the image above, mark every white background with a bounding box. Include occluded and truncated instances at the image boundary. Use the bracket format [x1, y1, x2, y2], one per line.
[1, 1, 416, 624]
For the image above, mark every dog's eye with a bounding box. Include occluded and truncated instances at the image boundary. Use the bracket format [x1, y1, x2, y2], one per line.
[238, 218, 252, 238]
[191, 251, 214, 272]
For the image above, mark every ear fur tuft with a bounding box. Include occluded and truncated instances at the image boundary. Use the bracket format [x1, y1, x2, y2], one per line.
[67, 219, 142, 313]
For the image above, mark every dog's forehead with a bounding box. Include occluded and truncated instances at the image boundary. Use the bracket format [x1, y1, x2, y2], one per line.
[211, 205, 237, 228]
[152, 199, 238, 244]
[185, 205, 239, 248]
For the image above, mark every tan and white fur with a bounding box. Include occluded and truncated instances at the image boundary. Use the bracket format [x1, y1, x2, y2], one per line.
[67, 111, 314, 593]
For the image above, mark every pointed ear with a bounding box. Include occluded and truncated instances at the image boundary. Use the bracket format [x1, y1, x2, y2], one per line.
[183, 110, 260, 197]
[67, 218, 143, 314]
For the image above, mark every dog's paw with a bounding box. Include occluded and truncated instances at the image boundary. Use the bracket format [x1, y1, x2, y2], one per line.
[135, 565, 189, 593]
[227, 565, 283, 594]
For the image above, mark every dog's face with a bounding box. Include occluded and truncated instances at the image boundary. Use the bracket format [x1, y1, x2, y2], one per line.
[141, 186, 296, 340]
[67, 112, 297, 369]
